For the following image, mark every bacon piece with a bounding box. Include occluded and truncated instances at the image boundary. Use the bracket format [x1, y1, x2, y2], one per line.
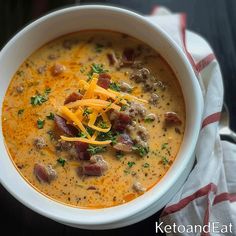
[121, 48, 135, 66]
[164, 112, 182, 125]
[97, 73, 111, 89]
[110, 110, 131, 132]
[51, 63, 65, 76]
[82, 155, 108, 176]
[74, 141, 90, 160]
[34, 163, 57, 183]
[64, 92, 83, 105]
[113, 133, 133, 152]
[107, 52, 118, 66]
[54, 114, 78, 136]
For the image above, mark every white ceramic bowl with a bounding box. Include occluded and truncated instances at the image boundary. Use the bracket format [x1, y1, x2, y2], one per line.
[0, 5, 203, 229]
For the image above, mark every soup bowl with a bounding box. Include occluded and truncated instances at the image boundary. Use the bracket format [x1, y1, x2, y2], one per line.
[0, 5, 203, 229]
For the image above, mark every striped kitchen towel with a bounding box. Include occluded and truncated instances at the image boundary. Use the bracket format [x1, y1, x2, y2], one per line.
[145, 6, 236, 236]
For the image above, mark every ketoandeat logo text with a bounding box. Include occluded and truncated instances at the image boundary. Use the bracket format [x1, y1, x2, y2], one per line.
[155, 222, 233, 234]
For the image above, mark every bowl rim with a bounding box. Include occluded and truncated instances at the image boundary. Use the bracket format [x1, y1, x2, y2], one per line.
[0, 4, 203, 227]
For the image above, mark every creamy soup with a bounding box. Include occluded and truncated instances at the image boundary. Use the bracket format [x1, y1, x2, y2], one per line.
[2, 31, 185, 208]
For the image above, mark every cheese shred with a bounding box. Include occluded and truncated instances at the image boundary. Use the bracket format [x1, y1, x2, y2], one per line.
[58, 74, 147, 145]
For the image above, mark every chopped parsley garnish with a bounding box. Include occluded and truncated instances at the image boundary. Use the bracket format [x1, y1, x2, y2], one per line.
[116, 151, 124, 160]
[87, 145, 106, 155]
[83, 108, 92, 116]
[57, 157, 66, 167]
[109, 82, 121, 92]
[132, 145, 149, 157]
[98, 121, 108, 129]
[87, 63, 108, 81]
[37, 119, 45, 129]
[44, 88, 51, 95]
[143, 163, 150, 168]
[162, 156, 169, 165]
[95, 43, 104, 52]
[86, 127, 94, 136]
[17, 109, 24, 115]
[121, 104, 128, 111]
[30, 88, 51, 106]
[97, 131, 118, 145]
[46, 112, 54, 120]
[77, 132, 87, 138]
[144, 117, 154, 123]
[127, 161, 135, 168]
[161, 143, 168, 150]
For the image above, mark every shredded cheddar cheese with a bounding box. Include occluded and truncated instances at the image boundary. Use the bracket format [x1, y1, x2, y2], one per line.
[60, 136, 111, 145]
[59, 74, 147, 145]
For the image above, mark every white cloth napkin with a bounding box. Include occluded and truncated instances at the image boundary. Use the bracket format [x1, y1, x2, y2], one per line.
[145, 7, 236, 236]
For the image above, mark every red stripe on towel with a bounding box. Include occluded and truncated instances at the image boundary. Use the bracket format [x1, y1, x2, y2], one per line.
[161, 183, 217, 217]
[201, 192, 236, 236]
[201, 112, 221, 129]
[196, 54, 216, 73]
[213, 192, 236, 205]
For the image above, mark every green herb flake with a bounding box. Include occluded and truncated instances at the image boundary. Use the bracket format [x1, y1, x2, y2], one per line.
[46, 112, 54, 120]
[95, 43, 104, 53]
[98, 121, 108, 129]
[87, 145, 106, 155]
[83, 108, 92, 116]
[87, 63, 108, 81]
[121, 105, 128, 111]
[77, 132, 87, 138]
[116, 151, 124, 160]
[144, 117, 154, 123]
[109, 82, 121, 92]
[127, 161, 135, 168]
[132, 145, 149, 157]
[97, 131, 118, 145]
[37, 119, 45, 129]
[162, 156, 169, 165]
[57, 157, 66, 167]
[161, 143, 168, 150]
[86, 127, 94, 136]
[17, 109, 24, 115]
[30, 88, 51, 106]
[44, 88, 51, 95]
[143, 163, 150, 168]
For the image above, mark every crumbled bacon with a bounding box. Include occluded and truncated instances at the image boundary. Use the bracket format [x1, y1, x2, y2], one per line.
[109, 110, 131, 132]
[34, 163, 57, 183]
[54, 115, 78, 136]
[164, 112, 182, 125]
[122, 48, 135, 66]
[113, 133, 133, 152]
[51, 63, 65, 76]
[97, 73, 111, 89]
[75, 141, 90, 160]
[82, 155, 108, 176]
[64, 92, 83, 105]
[107, 52, 118, 66]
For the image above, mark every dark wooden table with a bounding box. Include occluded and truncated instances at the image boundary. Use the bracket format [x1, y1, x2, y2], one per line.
[1, 0, 236, 235]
